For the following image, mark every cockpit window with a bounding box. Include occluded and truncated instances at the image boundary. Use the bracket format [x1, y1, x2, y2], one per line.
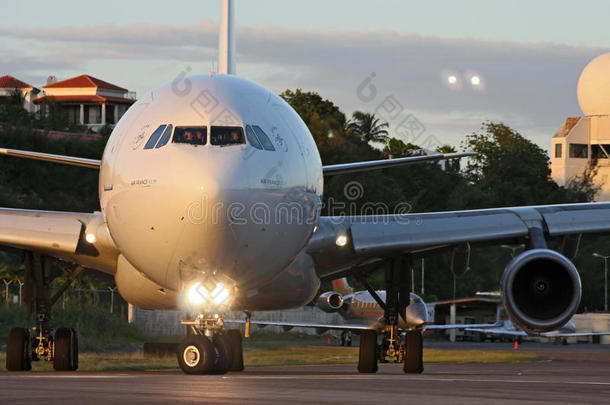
[245, 125, 263, 150]
[252, 125, 275, 151]
[173, 126, 207, 145]
[155, 124, 173, 149]
[210, 126, 245, 146]
[143, 125, 167, 150]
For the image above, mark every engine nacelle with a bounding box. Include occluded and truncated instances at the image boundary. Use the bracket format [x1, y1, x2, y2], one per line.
[316, 291, 344, 313]
[501, 249, 581, 333]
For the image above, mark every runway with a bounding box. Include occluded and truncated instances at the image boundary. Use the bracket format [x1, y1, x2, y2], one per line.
[1, 361, 609, 404]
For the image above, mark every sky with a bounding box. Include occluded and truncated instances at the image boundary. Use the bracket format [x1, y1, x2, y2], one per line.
[2, 0, 609, 150]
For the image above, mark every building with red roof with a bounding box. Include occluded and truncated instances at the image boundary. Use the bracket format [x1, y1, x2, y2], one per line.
[34, 74, 136, 131]
[0, 75, 40, 113]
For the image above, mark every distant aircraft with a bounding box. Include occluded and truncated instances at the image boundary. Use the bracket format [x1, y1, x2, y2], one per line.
[1, 0, 608, 375]
[466, 319, 610, 345]
[229, 277, 498, 368]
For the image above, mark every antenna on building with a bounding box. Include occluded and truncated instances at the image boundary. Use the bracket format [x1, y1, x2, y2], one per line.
[218, 0, 235, 75]
[46, 75, 57, 85]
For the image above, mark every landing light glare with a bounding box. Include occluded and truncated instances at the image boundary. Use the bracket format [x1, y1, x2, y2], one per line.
[187, 282, 231, 306]
[336, 234, 348, 247]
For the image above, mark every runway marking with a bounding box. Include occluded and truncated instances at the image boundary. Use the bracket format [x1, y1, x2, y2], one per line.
[221, 375, 610, 386]
[2, 373, 609, 387]
[1, 375, 135, 379]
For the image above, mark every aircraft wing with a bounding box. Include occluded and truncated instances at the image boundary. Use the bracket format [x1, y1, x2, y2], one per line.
[464, 327, 527, 337]
[0, 208, 118, 274]
[322, 152, 474, 176]
[538, 331, 610, 338]
[308, 202, 610, 278]
[426, 322, 500, 330]
[0, 148, 101, 169]
[225, 318, 500, 333]
[1, 147, 470, 175]
[464, 326, 610, 338]
[225, 318, 376, 332]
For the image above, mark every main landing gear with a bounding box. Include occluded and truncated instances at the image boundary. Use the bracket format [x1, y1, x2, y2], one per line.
[6, 253, 81, 371]
[178, 314, 244, 374]
[355, 256, 424, 374]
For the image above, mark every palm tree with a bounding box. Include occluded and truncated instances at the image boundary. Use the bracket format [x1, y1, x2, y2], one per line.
[347, 111, 390, 144]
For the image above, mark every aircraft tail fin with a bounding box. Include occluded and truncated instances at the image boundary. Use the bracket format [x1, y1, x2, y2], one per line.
[218, 0, 235, 74]
[332, 278, 354, 295]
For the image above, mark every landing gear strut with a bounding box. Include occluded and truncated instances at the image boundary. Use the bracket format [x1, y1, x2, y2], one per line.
[178, 314, 243, 374]
[354, 256, 424, 374]
[5, 253, 80, 371]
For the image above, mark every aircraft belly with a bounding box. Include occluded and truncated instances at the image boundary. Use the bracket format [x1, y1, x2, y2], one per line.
[237, 250, 320, 311]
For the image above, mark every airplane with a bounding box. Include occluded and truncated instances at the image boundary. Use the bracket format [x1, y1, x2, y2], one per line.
[1, 0, 609, 375]
[227, 277, 499, 367]
[466, 319, 610, 345]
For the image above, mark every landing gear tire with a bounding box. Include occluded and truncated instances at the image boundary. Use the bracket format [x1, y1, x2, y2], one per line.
[53, 328, 78, 371]
[227, 330, 244, 372]
[6, 328, 32, 371]
[358, 330, 378, 373]
[404, 330, 423, 374]
[178, 335, 215, 375]
[211, 333, 233, 375]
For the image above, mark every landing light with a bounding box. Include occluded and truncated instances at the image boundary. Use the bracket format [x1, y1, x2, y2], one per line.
[187, 282, 231, 307]
[336, 234, 348, 247]
[85, 233, 96, 244]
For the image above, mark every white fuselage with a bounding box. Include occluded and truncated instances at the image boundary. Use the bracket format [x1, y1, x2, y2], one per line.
[99, 74, 323, 311]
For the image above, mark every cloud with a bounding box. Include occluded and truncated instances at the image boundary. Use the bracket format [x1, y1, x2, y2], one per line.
[1, 21, 607, 147]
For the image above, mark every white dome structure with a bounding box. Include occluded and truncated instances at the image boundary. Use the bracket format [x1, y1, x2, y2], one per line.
[577, 52, 610, 116]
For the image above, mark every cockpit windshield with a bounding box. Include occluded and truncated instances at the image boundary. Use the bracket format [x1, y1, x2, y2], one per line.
[173, 127, 207, 145]
[211, 126, 245, 146]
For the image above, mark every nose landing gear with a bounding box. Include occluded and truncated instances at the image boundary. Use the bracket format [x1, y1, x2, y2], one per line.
[178, 314, 243, 375]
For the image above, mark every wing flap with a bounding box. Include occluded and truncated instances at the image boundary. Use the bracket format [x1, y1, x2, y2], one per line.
[539, 203, 610, 235]
[0, 208, 118, 274]
[0, 209, 82, 252]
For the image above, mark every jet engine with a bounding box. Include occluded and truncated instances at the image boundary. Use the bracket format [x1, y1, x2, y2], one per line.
[316, 291, 344, 313]
[501, 249, 581, 333]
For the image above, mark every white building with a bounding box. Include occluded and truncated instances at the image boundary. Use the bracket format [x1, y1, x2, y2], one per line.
[551, 53, 610, 201]
[34, 74, 136, 131]
[0, 75, 40, 113]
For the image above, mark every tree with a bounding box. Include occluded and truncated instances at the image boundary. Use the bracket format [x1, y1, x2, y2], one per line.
[347, 111, 390, 144]
[0, 89, 30, 126]
[461, 122, 596, 207]
[382, 138, 420, 157]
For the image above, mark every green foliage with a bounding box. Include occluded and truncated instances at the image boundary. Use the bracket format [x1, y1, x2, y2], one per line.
[0, 126, 103, 211]
[383, 138, 420, 157]
[0, 305, 148, 351]
[0, 89, 31, 126]
[347, 111, 390, 144]
[98, 124, 113, 138]
[461, 122, 597, 207]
